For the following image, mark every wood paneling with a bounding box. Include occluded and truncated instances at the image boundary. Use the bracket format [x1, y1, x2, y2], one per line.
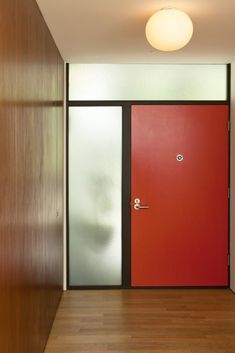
[0, 0, 64, 352]
[45, 290, 235, 353]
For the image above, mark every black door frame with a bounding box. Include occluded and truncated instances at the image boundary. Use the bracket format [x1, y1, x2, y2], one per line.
[66, 63, 231, 290]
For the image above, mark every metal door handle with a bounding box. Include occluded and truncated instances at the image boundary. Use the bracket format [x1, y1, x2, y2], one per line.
[134, 198, 149, 210]
[134, 204, 149, 210]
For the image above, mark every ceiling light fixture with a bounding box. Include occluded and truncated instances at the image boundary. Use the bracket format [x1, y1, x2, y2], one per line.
[145, 8, 193, 52]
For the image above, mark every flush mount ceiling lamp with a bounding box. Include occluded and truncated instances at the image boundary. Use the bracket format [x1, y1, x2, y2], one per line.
[145, 8, 193, 51]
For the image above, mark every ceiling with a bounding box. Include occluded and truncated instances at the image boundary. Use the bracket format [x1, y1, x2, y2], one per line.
[36, 0, 235, 64]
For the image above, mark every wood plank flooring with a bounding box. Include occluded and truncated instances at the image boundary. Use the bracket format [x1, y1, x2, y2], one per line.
[44, 289, 235, 353]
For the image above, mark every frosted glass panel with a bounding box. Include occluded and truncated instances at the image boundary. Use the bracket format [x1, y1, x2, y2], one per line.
[69, 107, 122, 285]
[69, 64, 227, 101]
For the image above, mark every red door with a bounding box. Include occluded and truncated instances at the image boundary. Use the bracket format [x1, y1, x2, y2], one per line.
[131, 105, 228, 286]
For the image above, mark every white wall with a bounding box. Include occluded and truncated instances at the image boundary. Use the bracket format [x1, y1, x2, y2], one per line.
[230, 62, 235, 292]
[63, 62, 67, 290]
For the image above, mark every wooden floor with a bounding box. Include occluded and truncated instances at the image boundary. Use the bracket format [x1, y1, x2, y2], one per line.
[45, 289, 235, 353]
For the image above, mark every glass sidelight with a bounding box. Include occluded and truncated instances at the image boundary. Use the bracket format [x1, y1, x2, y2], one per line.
[68, 106, 122, 286]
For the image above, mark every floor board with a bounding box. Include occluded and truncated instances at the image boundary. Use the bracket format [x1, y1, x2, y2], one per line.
[44, 289, 235, 353]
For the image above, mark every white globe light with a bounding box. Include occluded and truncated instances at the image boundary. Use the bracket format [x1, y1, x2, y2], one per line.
[145, 8, 193, 51]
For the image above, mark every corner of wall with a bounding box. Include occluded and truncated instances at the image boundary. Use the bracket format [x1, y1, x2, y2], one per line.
[63, 62, 67, 291]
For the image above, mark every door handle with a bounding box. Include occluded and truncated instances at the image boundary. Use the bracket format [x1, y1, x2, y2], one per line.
[134, 204, 149, 210]
[134, 198, 149, 210]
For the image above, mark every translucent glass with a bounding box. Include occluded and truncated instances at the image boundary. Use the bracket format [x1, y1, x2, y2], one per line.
[69, 107, 122, 285]
[69, 64, 227, 101]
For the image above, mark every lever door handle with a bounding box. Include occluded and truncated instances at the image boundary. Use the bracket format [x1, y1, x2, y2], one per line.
[134, 204, 149, 210]
[133, 198, 149, 210]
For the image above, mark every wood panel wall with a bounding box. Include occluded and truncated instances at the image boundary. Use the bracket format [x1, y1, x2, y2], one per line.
[0, 0, 64, 352]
